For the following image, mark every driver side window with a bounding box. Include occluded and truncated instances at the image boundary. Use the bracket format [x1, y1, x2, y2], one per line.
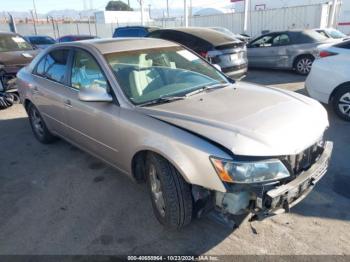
[71, 49, 108, 90]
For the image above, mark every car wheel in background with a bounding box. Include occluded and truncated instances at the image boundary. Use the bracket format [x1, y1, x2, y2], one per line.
[146, 153, 193, 229]
[27, 103, 57, 143]
[332, 86, 350, 121]
[295, 55, 314, 75]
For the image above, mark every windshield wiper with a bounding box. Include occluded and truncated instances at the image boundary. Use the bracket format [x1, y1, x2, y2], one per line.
[138, 95, 186, 107]
[185, 83, 230, 97]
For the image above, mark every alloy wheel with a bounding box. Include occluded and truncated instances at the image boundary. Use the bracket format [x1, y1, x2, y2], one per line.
[338, 92, 350, 117]
[149, 164, 166, 217]
[296, 58, 313, 74]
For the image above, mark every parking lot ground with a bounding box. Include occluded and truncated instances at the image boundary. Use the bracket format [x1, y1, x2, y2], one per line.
[0, 70, 349, 255]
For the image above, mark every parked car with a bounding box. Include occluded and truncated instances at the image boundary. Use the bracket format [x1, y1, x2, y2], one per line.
[17, 38, 332, 229]
[147, 27, 248, 79]
[315, 28, 349, 40]
[113, 26, 159, 38]
[24, 35, 56, 49]
[247, 29, 334, 75]
[0, 32, 39, 92]
[306, 40, 350, 121]
[210, 27, 250, 43]
[57, 35, 98, 43]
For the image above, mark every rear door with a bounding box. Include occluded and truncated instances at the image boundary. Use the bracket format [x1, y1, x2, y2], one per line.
[31, 48, 71, 135]
[269, 33, 292, 68]
[62, 48, 122, 167]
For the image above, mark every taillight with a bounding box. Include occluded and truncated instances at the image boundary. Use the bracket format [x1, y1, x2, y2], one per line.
[319, 50, 338, 58]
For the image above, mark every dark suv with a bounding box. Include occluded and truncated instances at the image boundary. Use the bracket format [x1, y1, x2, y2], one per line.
[147, 27, 247, 79]
[113, 26, 159, 38]
[0, 32, 38, 92]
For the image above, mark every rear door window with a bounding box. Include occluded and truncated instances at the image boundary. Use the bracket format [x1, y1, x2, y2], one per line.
[35, 49, 69, 84]
[335, 40, 350, 49]
[272, 34, 290, 46]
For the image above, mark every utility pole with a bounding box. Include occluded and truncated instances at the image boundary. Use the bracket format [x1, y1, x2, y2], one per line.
[184, 0, 188, 27]
[148, 4, 152, 19]
[32, 0, 38, 21]
[128, 0, 130, 8]
[243, 0, 249, 33]
[166, 0, 169, 17]
[30, 10, 38, 35]
[329, 0, 338, 27]
[48, 16, 56, 38]
[139, 0, 144, 26]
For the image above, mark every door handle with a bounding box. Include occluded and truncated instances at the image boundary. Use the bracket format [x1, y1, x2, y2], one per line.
[64, 99, 72, 108]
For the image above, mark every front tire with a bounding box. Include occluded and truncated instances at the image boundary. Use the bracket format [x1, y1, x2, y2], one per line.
[332, 86, 350, 121]
[294, 55, 314, 75]
[27, 103, 57, 143]
[146, 153, 193, 229]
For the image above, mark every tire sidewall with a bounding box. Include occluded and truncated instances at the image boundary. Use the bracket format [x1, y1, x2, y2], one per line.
[145, 154, 168, 226]
[28, 103, 54, 143]
[332, 86, 350, 121]
[295, 56, 314, 75]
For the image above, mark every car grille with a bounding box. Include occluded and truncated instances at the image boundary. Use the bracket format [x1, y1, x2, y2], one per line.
[282, 139, 325, 175]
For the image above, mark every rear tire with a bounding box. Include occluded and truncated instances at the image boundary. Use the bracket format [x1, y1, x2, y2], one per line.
[145, 153, 193, 229]
[27, 103, 57, 144]
[294, 55, 314, 75]
[332, 86, 350, 121]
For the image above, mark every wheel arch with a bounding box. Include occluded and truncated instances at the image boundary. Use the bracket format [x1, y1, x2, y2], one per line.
[293, 53, 315, 69]
[328, 81, 350, 103]
[131, 148, 190, 184]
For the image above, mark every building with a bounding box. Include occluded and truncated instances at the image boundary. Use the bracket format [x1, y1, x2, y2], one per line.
[94, 10, 151, 24]
[232, 0, 350, 33]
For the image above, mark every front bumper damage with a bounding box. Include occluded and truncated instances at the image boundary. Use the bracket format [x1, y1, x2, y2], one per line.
[214, 141, 333, 222]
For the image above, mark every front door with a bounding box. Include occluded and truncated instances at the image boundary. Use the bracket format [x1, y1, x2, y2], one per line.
[62, 48, 122, 167]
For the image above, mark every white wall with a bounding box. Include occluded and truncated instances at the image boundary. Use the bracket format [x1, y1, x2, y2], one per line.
[190, 3, 328, 37]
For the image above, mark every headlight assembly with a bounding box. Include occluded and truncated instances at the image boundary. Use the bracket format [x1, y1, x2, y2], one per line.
[210, 157, 290, 184]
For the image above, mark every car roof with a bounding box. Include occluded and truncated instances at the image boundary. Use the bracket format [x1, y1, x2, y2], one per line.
[59, 34, 95, 38]
[56, 37, 179, 54]
[116, 26, 159, 29]
[153, 27, 238, 45]
[25, 35, 53, 38]
[0, 31, 20, 37]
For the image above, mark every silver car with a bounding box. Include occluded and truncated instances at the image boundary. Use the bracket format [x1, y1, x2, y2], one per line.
[247, 29, 334, 75]
[17, 38, 332, 229]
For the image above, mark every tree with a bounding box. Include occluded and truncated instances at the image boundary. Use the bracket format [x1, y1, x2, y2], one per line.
[105, 1, 133, 11]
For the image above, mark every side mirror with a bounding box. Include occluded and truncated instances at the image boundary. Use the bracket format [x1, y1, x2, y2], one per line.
[213, 64, 222, 71]
[78, 85, 113, 102]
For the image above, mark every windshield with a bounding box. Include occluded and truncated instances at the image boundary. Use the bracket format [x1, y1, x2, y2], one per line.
[0, 35, 33, 52]
[105, 46, 229, 105]
[327, 29, 346, 39]
[28, 36, 56, 45]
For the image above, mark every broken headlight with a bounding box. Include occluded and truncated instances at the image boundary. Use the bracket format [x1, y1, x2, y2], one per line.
[210, 157, 290, 184]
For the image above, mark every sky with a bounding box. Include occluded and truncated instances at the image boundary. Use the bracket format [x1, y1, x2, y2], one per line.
[1, 0, 231, 13]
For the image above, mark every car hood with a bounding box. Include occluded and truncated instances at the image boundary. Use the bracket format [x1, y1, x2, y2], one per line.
[137, 83, 329, 156]
[0, 49, 39, 66]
